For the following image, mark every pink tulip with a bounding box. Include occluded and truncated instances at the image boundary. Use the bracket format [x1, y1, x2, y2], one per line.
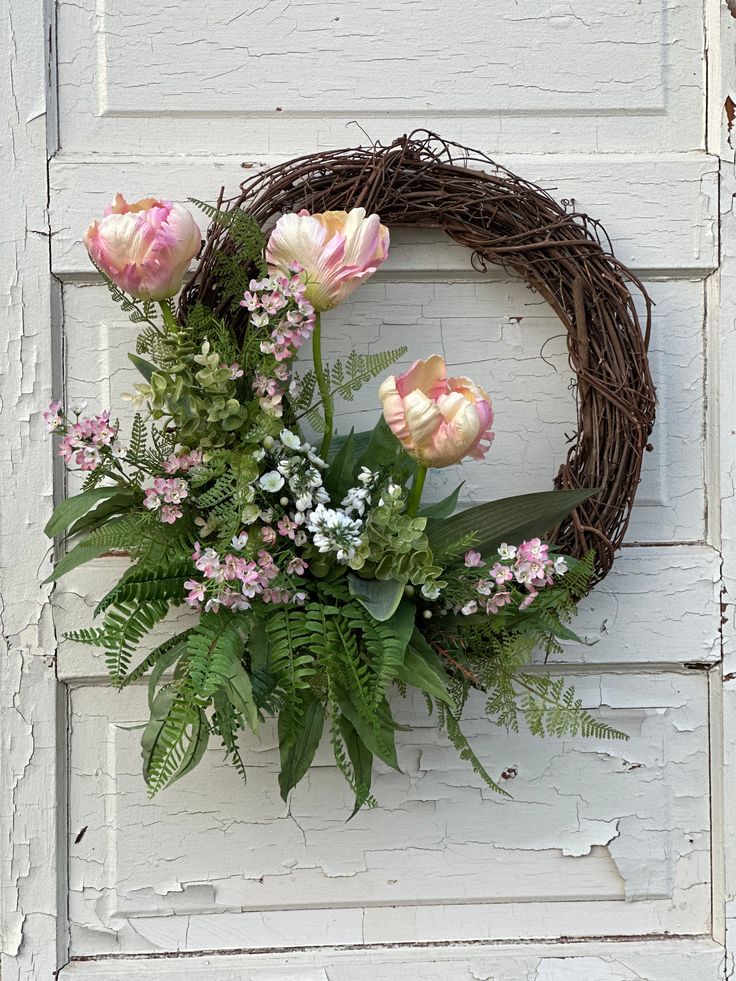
[84, 194, 201, 301]
[265, 208, 390, 312]
[379, 355, 495, 468]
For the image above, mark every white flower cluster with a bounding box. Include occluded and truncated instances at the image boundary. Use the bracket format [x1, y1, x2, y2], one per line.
[341, 467, 379, 516]
[307, 504, 364, 563]
[258, 429, 330, 513]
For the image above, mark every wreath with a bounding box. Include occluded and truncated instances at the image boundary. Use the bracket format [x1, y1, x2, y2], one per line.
[44, 132, 655, 810]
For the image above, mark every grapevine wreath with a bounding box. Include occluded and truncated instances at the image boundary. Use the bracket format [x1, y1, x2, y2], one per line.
[45, 132, 656, 810]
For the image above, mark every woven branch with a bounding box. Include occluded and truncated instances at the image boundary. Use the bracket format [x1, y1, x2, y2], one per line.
[183, 130, 656, 584]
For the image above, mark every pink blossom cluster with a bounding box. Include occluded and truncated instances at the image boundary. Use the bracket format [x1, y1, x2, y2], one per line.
[185, 542, 306, 613]
[240, 264, 316, 362]
[162, 449, 203, 474]
[144, 476, 189, 524]
[252, 363, 289, 418]
[46, 402, 122, 472]
[460, 539, 569, 616]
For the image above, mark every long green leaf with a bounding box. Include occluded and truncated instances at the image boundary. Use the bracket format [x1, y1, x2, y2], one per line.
[426, 487, 600, 558]
[222, 660, 260, 733]
[348, 575, 405, 622]
[128, 352, 158, 382]
[336, 690, 400, 771]
[338, 715, 374, 818]
[323, 429, 355, 502]
[278, 697, 325, 802]
[45, 485, 134, 538]
[397, 630, 455, 707]
[44, 540, 111, 584]
[419, 483, 463, 520]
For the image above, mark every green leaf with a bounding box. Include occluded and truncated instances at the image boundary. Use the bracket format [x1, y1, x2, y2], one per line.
[141, 687, 177, 783]
[338, 715, 375, 818]
[146, 637, 190, 707]
[419, 483, 463, 520]
[222, 659, 259, 733]
[44, 485, 134, 538]
[128, 353, 158, 382]
[278, 696, 325, 802]
[354, 416, 416, 479]
[348, 575, 405, 622]
[323, 429, 355, 502]
[66, 494, 137, 539]
[426, 487, 600, 558]
[336, 689, 400, 771]
[397, 630, 455, 707]
[43, 539, 111, 583]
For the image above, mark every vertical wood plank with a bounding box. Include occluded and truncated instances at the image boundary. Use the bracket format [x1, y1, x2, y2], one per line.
[0, 0, 64, 977]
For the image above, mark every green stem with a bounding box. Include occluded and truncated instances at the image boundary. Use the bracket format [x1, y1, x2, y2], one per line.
[159, 301, 178, 333]
[406, 465, 427, 517]
[312, 313, 334, 459]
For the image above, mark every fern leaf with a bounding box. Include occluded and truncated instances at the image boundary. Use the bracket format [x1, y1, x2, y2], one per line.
[186, 611, 247, 697]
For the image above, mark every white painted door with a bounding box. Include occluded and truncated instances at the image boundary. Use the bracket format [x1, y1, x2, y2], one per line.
[2, 0, 733, 977]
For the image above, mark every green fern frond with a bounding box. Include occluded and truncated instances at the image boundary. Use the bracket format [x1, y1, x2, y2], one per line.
[516, 674, 626, 741]
[186, 611, 248, 698]
[440, 705, 511, 798]
[95, 558, 191, 615]
[143, 690, 208, 797]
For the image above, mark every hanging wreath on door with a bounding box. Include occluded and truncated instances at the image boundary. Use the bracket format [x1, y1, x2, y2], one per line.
[44, 132, 656, 810]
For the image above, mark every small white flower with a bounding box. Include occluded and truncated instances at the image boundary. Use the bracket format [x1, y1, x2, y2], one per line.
[421, 583, 441, 601]
[498, 543, 517, 560]
[554, 556, 569, 576]
[241, 503, 261, 524]
[280, 429, 302, 451]
[251, 310, 270, 328]
[259, 471, 285, 493]
[260, 507, 274, 522]
[231, 532, 249, 550]
[252, 448, 266, 462]
[295, 493, 312, 512]
[461, 600, 478, 615]
[71, 399, 88, 415]
[358, 467, 379, 486]
[111, 443, 127, 460]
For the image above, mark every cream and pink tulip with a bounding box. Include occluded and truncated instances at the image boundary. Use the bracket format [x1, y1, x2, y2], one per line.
[265, 208, 390, 312]
[84, 194, 201, 301]
[379, 355, 495, 469]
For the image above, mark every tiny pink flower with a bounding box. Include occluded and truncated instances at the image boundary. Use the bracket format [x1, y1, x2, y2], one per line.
[159, 504, 183, 524]
[43, 401, 64, 432]
[464, 550, 483, 568]
[490, 562, 513, 585]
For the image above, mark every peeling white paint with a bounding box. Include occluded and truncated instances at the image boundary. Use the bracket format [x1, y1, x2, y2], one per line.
[3, 0, 731, 976]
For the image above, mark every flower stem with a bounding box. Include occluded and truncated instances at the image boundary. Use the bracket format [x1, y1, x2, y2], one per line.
[312, 313, 334, 459]
[406, 465, 427, 517]
[159, 301, 178, 333]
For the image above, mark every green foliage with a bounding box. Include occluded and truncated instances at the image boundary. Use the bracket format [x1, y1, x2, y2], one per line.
[516, 675, 625, 740]
[186, 611, 248, 697]
[426, 487, 600, 560]
[66, 599, 170, 686]
[292, 347, 407, 430]
[95, 558, 191, 615]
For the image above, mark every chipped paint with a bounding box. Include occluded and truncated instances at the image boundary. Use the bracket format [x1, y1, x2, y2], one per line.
[3, 0, 732, 976]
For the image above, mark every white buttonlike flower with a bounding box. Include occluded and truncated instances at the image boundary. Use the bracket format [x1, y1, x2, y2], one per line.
[498, 543, 517, 560]
[280, 429, 302, 451]
[259, 471, 285, 493]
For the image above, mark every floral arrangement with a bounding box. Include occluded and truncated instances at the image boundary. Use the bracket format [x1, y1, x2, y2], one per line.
[45, 193, 622, 811]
